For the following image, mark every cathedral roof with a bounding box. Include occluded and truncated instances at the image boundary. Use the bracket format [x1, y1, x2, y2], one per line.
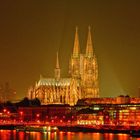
[37, 78, 71, 87]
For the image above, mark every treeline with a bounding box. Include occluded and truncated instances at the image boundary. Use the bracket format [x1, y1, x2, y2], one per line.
[0, 97, 41, 113]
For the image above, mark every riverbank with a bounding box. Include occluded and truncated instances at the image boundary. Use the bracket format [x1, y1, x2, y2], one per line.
[0, 124, 140, 137]
[0, 124, 24, 130]
[57, 125, 140, 137]
[57, 125, 130, 134]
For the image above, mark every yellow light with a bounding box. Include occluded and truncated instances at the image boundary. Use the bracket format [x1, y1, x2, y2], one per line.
[48, 126, 51, 131]
[53, 127, 58, 130]
[130, 107, 136, 110]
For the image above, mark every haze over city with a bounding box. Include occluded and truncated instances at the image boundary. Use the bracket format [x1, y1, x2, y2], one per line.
[0, 0, 140, 100]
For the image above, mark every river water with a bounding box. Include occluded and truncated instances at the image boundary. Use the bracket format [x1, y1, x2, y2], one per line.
[0, 130, 139, 140]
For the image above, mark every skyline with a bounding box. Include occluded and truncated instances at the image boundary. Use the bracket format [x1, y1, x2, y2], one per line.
[0, 0, 140, 100]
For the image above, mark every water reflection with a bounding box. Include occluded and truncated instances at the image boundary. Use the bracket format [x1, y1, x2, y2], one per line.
[92, 133, 101, 140]
[59, 131, 64, 140]
[17, 132, 25, 140]
[0, 130, 139, 140]
[103, 133, 115, 140]
[117, 134, 130, 140]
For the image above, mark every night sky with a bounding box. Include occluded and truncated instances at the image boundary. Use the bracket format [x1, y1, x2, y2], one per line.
[0, 0, 140, 100]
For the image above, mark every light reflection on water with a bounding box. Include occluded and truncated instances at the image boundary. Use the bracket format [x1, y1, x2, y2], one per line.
[0, 130, 139, 140]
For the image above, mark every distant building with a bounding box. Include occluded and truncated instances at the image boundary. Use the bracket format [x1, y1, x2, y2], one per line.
[0, 82, 16, 102]
[116, 95, 130, 104]
[76, 95, 140, 105]
[28, 26, 99, 105]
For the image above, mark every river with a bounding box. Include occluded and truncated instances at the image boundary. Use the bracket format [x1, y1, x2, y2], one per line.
[0, 130, 139, 140]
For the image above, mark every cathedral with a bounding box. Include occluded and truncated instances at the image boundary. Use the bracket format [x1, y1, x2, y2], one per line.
[28, 26, 99, 106]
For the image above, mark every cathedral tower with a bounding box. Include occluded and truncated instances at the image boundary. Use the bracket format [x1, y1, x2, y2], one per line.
[69, 27, 81, 79]
[82, 26, 99, 98]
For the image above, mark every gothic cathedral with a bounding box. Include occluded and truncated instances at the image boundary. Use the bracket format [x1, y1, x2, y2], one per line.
[28, 26, 99, 105]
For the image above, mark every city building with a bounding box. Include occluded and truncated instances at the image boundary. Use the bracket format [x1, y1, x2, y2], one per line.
[28, 26, 99, 105]
[18, 104, 75, 123]
[16, 102, 140, 128]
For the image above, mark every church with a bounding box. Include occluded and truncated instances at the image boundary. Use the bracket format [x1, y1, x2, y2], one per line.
[28, 26, 99, 106]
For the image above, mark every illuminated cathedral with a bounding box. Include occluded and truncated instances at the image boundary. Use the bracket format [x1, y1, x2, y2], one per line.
[28, 26, 99, 105]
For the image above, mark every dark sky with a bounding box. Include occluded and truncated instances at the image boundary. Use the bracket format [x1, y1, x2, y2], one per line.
[0, 0, 140, 100]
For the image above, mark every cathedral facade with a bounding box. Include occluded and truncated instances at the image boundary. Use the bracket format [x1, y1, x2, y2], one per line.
[28, 26, 99, 106]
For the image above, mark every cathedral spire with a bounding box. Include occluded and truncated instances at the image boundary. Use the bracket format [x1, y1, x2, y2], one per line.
[56, 52, 59, 69]
[54, 52, 60, 81]
[73, 26, 80, 57]
[86, 26, 93, 57]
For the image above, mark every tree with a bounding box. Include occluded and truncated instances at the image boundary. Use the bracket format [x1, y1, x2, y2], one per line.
[31, 98, 41, 106]
[18, 97, 30, 107]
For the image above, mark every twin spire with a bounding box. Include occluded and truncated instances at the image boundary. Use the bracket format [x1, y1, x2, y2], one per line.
[54, 26, 94, 80]
[73, 26, 94, 58]
[73, 27, 80, 57]
[86, 26, 93, 57]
